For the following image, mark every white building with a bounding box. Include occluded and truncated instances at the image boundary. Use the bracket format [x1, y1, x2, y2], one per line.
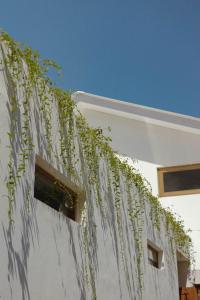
[0, 34, 195, 300]
[74, 91, 200, 285]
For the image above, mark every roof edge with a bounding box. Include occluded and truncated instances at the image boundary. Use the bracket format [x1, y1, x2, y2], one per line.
[72, 91, 200, 134]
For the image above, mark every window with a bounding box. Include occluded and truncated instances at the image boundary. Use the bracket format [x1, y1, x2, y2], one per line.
[157, 163, 200, 197]
[147, 241, 163, 269]
[148, 244, 159, 268]
[34, 155, 85, 222]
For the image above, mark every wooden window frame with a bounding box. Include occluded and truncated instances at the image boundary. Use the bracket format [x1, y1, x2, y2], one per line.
[157, 163, 200, 197]
[147, 240, 163, 269]
[35, 155, 85, 223]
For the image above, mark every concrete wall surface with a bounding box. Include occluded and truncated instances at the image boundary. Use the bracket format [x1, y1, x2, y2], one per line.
[0, 46, 185, 300]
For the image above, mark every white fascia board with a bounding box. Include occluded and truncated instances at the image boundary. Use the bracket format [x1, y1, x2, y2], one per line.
[73, 91, 200, 135]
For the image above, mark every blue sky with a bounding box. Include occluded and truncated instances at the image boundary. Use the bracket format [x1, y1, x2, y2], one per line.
[1, 0, 200, 117]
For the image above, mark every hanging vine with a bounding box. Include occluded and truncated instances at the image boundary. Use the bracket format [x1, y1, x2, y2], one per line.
[0, 31, 192, 299]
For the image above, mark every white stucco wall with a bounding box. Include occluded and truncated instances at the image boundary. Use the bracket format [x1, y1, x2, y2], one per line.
[75, 95, 200, 272]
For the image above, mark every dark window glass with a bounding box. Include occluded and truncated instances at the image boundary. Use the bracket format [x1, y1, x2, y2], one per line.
[148, 245, 159, 268]
[34, 166, 76, 221]
[163, 169, 200, 193]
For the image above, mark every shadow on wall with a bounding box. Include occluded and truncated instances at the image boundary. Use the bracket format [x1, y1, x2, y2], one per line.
[2, 51, 39, 300]
[1, 45, 160, 300]
[2, 177, 40, 300]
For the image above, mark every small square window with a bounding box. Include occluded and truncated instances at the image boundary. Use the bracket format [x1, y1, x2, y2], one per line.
[157, 163, 200, 197]
[147, 241, 163, 269]
[34, 155, 85, 222]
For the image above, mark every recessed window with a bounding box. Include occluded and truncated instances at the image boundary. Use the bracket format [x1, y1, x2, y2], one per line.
[148, 244, 159, 268]
[157, 164, 200, 197]
[147, 241, 163, 269]
[34, 155, 85, 222]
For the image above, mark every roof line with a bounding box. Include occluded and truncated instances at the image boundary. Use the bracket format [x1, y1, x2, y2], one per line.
[73, 91, 200, 123]
[73, 91, 200, 134]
